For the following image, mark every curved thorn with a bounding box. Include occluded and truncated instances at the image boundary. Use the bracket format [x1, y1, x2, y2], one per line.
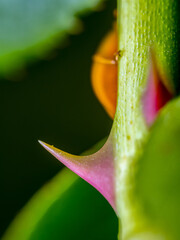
[39, 137, 116, 212]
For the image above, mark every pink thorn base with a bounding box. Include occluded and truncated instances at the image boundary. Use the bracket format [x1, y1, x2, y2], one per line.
[39, 137, 116, 212]
[142, 61, 173, 126]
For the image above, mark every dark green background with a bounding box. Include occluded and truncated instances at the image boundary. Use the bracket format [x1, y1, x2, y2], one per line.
[0, 0, 116, 237]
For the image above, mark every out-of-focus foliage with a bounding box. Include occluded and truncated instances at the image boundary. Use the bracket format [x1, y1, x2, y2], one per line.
[136, 97, 180, 239]
[0, 0, 103, 76]
[0, 0, 115, 236]
[3, 168, 117, 240]
[2, 139, 118, 240]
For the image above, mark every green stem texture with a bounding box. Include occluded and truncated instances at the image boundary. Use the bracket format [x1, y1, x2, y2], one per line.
[113, 0, 178, 239]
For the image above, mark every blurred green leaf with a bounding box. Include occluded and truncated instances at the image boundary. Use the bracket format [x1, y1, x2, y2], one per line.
[135, 97, 180, 239]
[0, 0, 103, 76]
[3, 169, 117, 240]
[2, 139, 118, 240]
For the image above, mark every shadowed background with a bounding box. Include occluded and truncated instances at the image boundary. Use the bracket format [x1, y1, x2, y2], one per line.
[0, 0, 116, 237]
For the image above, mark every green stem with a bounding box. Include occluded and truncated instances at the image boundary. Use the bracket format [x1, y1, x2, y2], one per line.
[113, 0, 178, 239]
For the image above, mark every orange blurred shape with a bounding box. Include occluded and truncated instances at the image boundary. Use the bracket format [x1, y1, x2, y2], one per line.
[91, 21, 173, 121]
[91, 24, 118, 119]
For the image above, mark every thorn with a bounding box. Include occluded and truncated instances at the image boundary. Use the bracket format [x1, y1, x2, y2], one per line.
[142, 58, 173, 126]
[38, 137, 116, 212]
